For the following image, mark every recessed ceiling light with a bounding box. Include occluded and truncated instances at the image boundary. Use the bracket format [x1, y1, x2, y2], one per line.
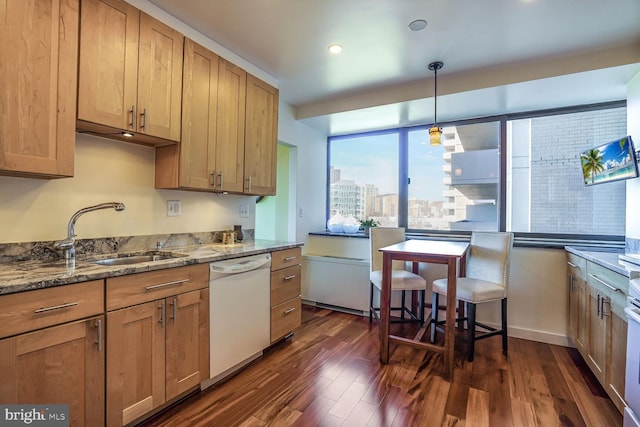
[328, 43, 343, 54]
[408, 19, 427, 32]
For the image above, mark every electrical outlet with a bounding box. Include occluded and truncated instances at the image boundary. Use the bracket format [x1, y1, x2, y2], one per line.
[239, 204, 249, 218]
[167, 200, 181, 217]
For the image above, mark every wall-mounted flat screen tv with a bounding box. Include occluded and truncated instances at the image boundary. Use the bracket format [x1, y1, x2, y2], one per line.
[581, 135, 638, 186]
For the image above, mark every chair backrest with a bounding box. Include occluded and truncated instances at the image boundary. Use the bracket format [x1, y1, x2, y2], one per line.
[369, 227, 406, 272]
[466, 231, 514, 288]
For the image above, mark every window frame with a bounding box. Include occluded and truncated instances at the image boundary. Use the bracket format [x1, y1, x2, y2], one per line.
[326, 100, 627, 247]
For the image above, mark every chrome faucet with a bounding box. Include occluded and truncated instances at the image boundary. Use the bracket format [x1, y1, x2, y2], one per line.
[55, 202, 126, 260]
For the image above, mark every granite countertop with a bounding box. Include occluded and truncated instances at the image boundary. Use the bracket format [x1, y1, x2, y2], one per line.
[0, 239, 302, 296]
[565, 245, 640, 278]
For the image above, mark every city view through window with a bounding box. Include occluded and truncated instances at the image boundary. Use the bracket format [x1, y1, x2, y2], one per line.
[329, 122, 500, 231]
[328, 105, 627, 236]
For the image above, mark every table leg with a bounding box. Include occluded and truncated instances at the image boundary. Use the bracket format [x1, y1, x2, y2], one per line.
[380, 253, 392, 364]
[444, 258, 457, 381]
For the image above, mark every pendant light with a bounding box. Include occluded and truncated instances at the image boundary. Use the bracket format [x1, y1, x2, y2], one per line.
[428, 61, 444, 146]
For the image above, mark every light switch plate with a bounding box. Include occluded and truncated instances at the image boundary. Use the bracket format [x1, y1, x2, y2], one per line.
[167, 200, 181, 217]
[239, 204, 249, 218]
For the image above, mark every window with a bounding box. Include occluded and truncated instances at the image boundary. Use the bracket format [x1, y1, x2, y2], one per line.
[506, 107, 627, 236]
[329, 132, 399, 227]
[327, 102, 627, 242]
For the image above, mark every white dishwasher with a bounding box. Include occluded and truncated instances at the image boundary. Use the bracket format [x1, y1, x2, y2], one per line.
[202, 253, 271, 388]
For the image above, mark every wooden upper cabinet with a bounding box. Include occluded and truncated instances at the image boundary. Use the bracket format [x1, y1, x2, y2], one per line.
[0, 0, 79, 178]
[216, 58, 247, 193]
[77, 0, 138, 133]
[244, 74, 279, 195]
[136, 12, 183, 142]
[156, 39, 219, 190]
[77, 0, 183, 145]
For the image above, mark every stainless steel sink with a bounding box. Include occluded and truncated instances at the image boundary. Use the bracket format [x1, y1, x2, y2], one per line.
[90, 251, 188, 266]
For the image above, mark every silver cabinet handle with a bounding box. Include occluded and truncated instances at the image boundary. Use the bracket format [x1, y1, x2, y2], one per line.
[171, 298, 177, 324]
[597, 294, 601, 318]
[284, 275, 296, 281]
[284, 307, 296, 315]
[567, 261, 577, 268]
[159, 300, 166, 328]
[129, 105, 136, 130]
[34, 302, 78, 313]
[210, 171, 216, 188]
[601, 299, 611, 318]
[96, 319, 103, 352]
[284, 256, 296, 262]
[588, 274, 623, 294]
[569, 274, 574, 293]
[140, 108, 147, 130]
[145, 279, 189, 291]
[246, 175, 252, 192]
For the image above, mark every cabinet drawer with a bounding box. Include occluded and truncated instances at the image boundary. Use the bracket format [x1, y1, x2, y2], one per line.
[271, 297, 301, 342]
[271, 247, 302, 271]
[271, 265, 301, 306]
[107, 264, 208, 310]
[566, 252, 587, 279]
[587, 261, 628, 297]
[0, 280, 104, 339]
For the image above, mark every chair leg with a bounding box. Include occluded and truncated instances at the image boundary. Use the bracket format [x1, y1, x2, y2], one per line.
[419, 290, 425, 324]
[502, 298, 508, 355]
[466, 302, 476, 362]
[401, 290, 406, 319]
[430, 292, 439, 343]
[369, 281, 374, 324]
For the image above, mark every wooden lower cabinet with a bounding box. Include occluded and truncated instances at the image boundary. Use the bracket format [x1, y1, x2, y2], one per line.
[585, 282, 607, 384]
[0, 316, 105, 427]
[568, 253, 628, 414]
[106, 265, 209, 426]
[567, 253, 587, 354]
[270, 247, 302, 343]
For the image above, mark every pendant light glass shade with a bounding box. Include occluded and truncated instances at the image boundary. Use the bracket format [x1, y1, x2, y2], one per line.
[429, 126, 442, 145]
[428, 61, 444, 146]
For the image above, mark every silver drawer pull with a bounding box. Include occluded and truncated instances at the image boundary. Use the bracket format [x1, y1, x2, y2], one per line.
[34, 302, 78, 313]
[588, 274, 623, 294]
[284, 307, 296, 315]
[284, 275, 296, 281]
[284, 256, 296, 262]
[145, 279, 189, 291]
[567, 261, 577, 268]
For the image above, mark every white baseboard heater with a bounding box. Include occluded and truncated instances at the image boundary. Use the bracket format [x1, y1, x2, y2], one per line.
[302, 255, 370, 315]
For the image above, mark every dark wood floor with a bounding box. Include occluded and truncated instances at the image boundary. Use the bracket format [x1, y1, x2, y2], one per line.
[140, 306, 622, 427]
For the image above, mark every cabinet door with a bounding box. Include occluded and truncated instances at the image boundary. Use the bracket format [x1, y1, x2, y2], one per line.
[107, 301, 165, 426]
[0, 0, 78, 178]
[244, 74, 279, 195]
[165, 289, 209, 400]
[0, 316, 105, 427]
[574, 275, 588, 355]
[137, 12, 183, 141]
[215, 58, 246, 192]
[177, 39, 219, 190]
[586, 284, 607, 384]
[77, 0, 139, 132]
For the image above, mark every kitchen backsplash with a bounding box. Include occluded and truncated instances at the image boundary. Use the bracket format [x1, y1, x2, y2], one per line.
[0, 229, 254, 263]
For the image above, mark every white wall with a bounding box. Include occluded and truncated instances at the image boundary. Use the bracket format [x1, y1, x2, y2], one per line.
[0, 134, 256, 243]
[305, 235, 569, 345]
[277, 102, 328, 246]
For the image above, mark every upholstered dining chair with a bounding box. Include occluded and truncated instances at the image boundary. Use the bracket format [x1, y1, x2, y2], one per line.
[430, 231, 514, 362]
[369, 227, 427, 324]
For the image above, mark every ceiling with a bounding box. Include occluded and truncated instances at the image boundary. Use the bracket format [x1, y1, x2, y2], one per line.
[147, 0, 640, 136]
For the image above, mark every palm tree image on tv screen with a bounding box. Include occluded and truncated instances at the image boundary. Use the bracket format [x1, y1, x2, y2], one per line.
[580, 136, 638, 186]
